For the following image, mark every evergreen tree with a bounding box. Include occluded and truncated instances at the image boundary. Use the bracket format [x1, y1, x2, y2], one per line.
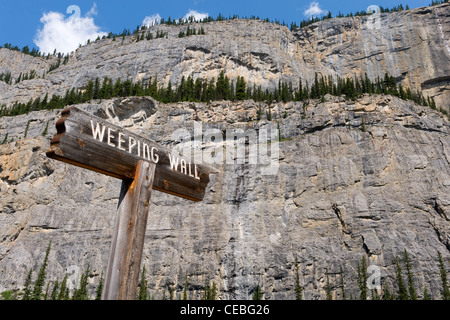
[235, 76, 247, 101]
[43, 282, 50, 300]
[311, 73, 320, 99]
[183, 273, 189, 300]
[394, 256, 409, 300]
[1, 133, 8, 145]
[73, 265, 90, 300]
[47, 94, 62, 110]
[24, 120, 30, 138]
[50, 280, 60, 300]
[266, 104, 272, 121]
[113, 78, 123, 97]
[57, 274, 69, 300]
[203, 280, 211, 300]
[4, 72, 12, 85]
[325, 268, 333, 300]
[383, 73, 396, 94]
[211, 282, 217, 300]
[67, 88, 77, 105]
[40, 93, 49, 110]
[216, 71, 230, 100]
[31, 241, 51, 300]
[203, 281, 217, 300]
[339, 266, 346, 300]
[294, 255, 303, 300]
[403, 249, 417, 300]
[201, 79, 208, 102]
[382, 283, 394, 300]
[438, 251, 450, 300]
[22, 269, 33, 300]
[345, 77, 355, 100]
[371, 288, 380, 300]
[194, 78, 203, 101]
[399, 84, 406, 100]
[137, 266, 148, 300]
[364, 73, 373, 94]
[253, 284, 262, 300]
[165, 81, 175, 103]
[430, 97, 437, 110]
[357, 256, 368, 300]
[63, 286, 70, 300]
[185, 76, 195, 101]
[206, 78, 216, 102]
[93, 78, 100, 100]
[406, 87, 413, 100]
[132, 81, 144, 97]
[178, 76, 186, 101]
[149, 76, 158, 98]
[122, 80, 133, 97]
[257, 104, 262, 121]
[95, 272, 104, 300]
[99, 77, 110, 99]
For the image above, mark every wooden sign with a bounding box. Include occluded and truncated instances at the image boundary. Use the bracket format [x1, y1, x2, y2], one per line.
[46, 106, 217, 300]
[46, 106, 217, 202]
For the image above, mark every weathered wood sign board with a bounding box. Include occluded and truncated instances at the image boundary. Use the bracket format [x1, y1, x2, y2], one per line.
[46, 106, 217, 202]
[46, 106, 217, 300]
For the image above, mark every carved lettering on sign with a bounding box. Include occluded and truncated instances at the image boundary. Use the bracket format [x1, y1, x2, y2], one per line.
[47, 107, 214, 201]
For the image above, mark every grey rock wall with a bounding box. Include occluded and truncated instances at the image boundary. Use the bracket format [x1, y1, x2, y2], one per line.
[0, 95, 448, 300]
[0, 3, 449, 300]
[0, 4, 449, 112]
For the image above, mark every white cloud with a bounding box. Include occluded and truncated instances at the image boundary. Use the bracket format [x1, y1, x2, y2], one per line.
[183, 9, 209, 22]
[142, 14, 162, 27]
[142, 10, 208, 27]
[34, 4, 106, 55]
[304, 1, 327, 18]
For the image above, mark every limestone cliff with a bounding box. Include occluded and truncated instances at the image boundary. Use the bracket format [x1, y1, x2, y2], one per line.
[0, 94, 448, 299]
[0, 3, 449, 112]
[0, 3, 449, 300]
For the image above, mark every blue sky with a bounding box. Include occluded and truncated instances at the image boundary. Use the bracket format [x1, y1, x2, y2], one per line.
[0, 0, 433, 54]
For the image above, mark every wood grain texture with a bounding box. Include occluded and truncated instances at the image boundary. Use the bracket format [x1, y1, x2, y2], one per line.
[102, 161, 156, 300]
[46, 106, 217, 202]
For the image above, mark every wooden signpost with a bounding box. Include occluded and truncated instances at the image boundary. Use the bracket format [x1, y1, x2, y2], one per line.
[46, 106, 217, 300]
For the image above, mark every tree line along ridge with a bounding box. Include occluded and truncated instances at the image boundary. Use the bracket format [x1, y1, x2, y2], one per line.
[0, 72, 446, 120]
[0, 2, 447, 119]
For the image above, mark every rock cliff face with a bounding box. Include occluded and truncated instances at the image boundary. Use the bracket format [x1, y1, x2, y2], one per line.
[0, 3, 449, 300]
[0, 3, 449, 112]
[0, 94, 449, 299]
